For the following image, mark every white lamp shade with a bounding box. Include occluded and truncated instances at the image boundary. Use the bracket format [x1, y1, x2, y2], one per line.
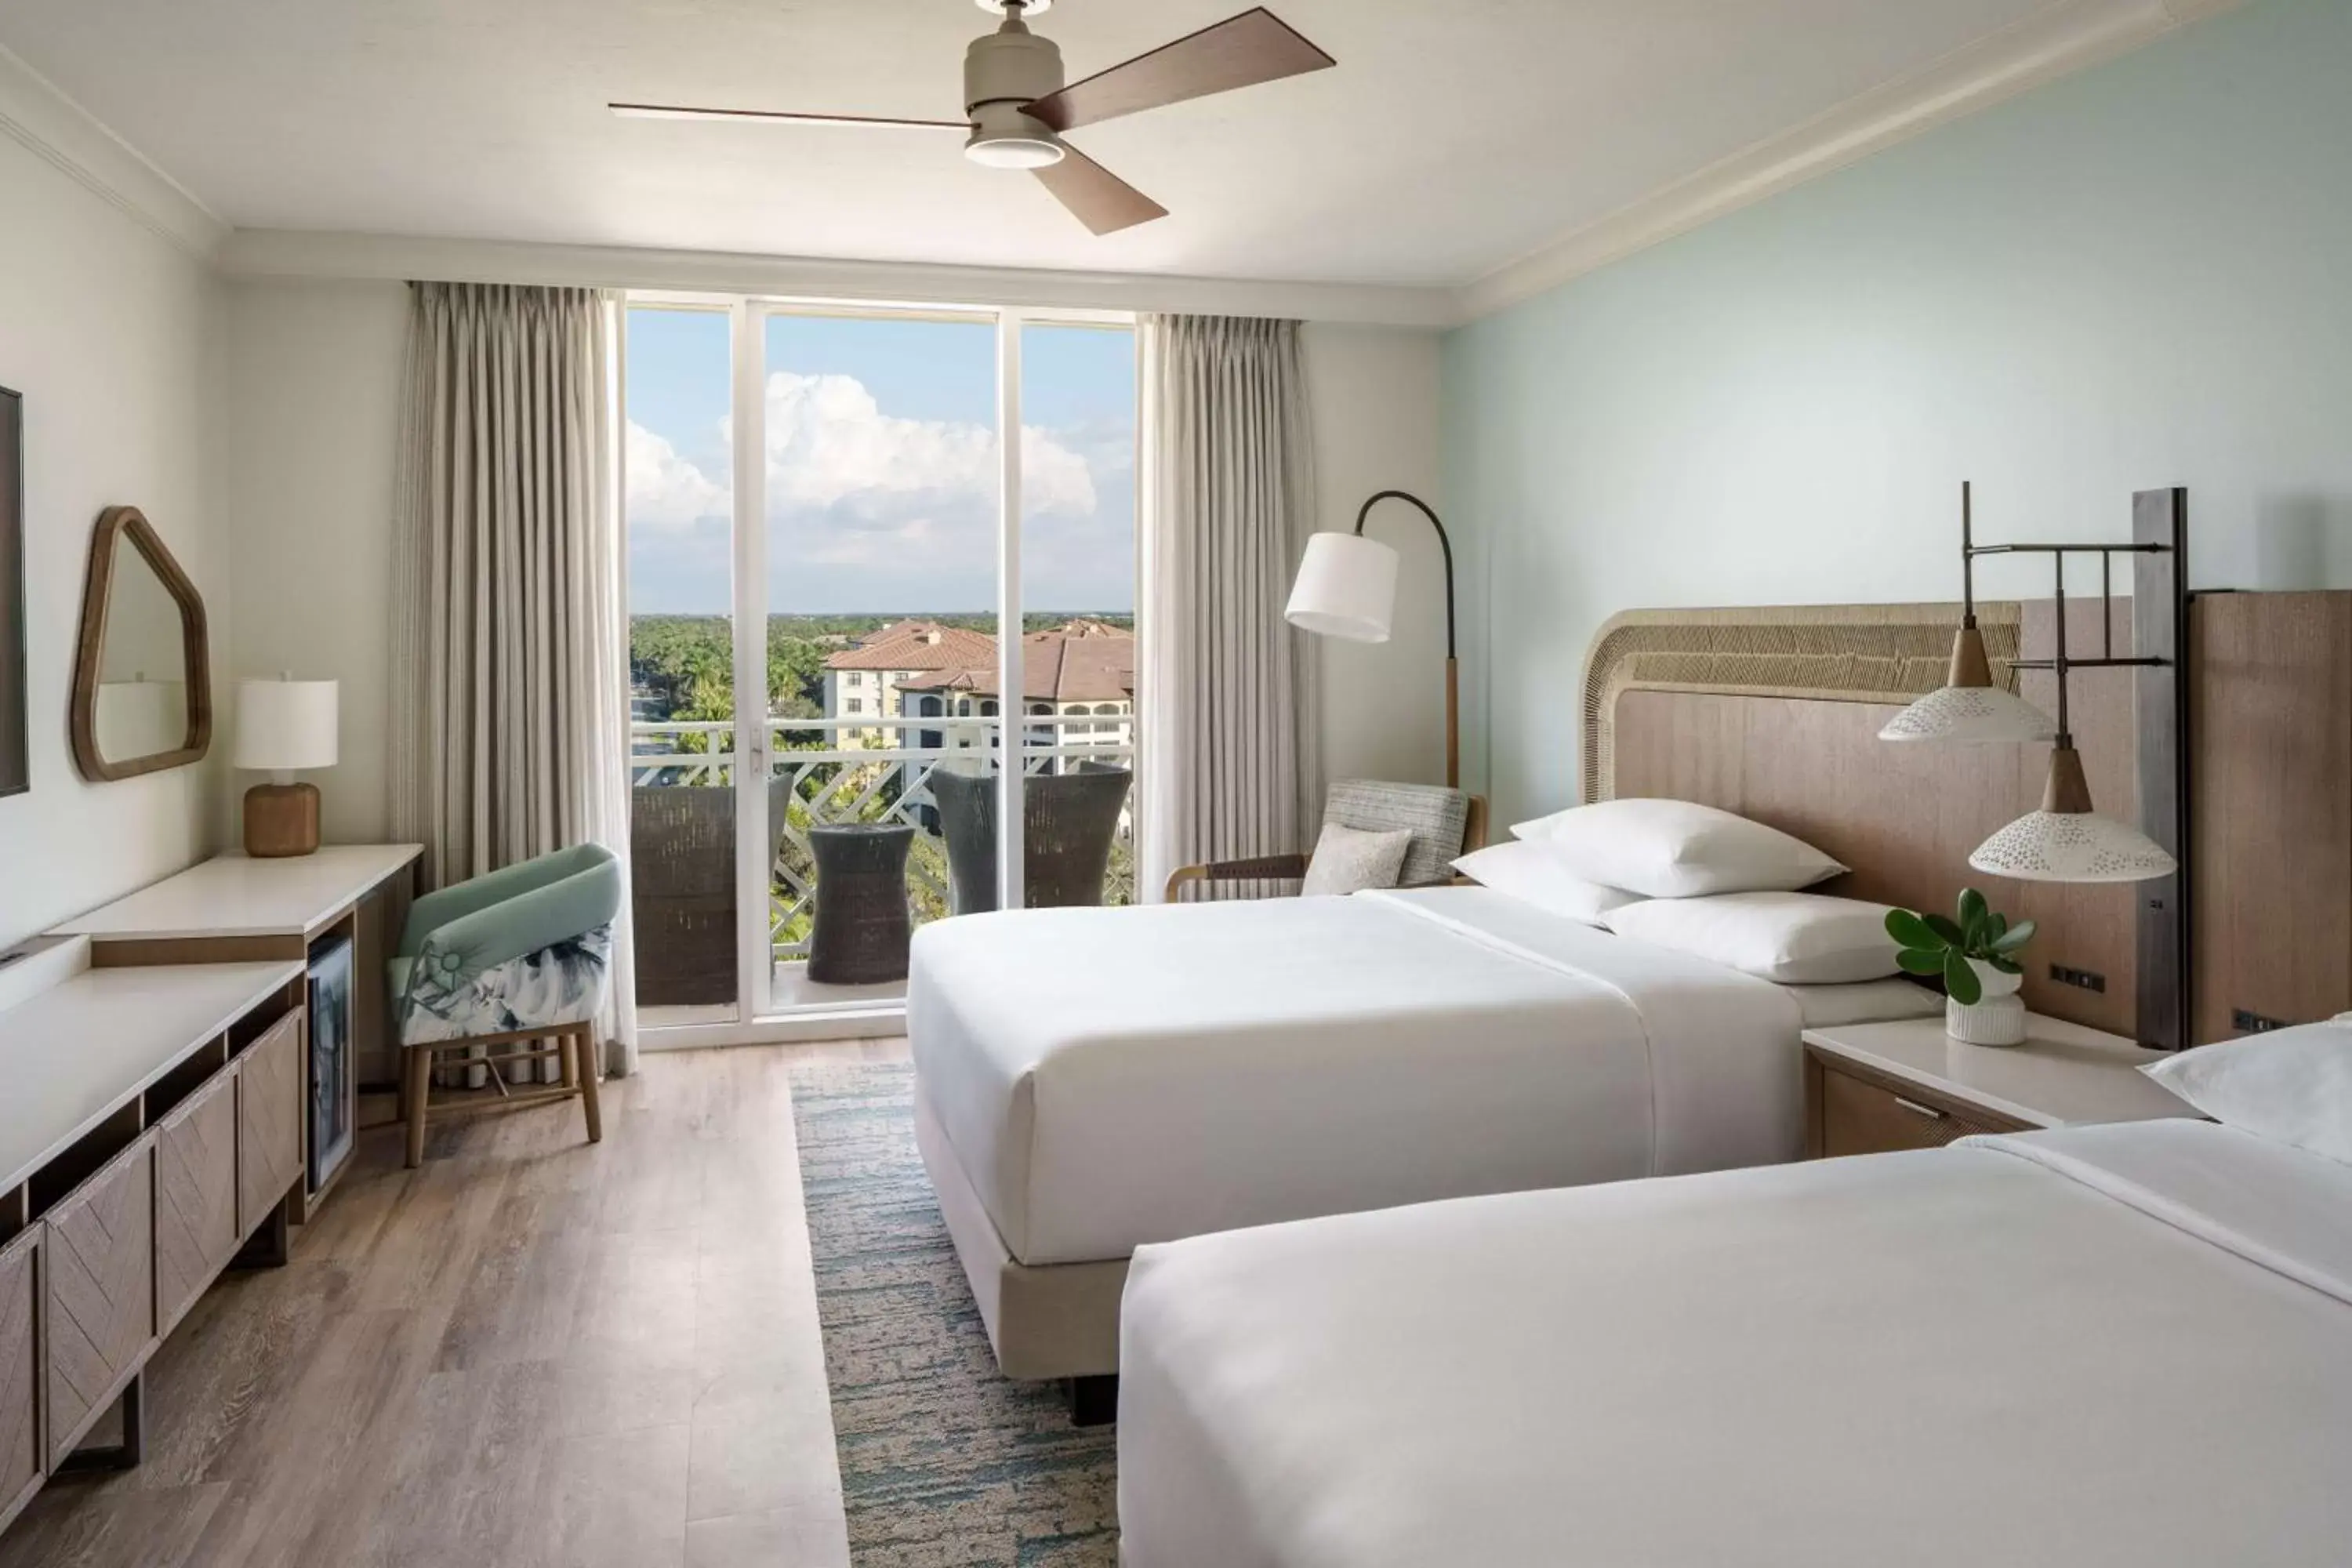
[1287, 531, 1399, 644]
[234, 678, 339, 771]
[1878, 684, 2057, 743]
[1969, 810, 2177, 883]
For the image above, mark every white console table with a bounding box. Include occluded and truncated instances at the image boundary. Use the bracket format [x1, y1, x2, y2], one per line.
[0, 938, 307, 1534]
[50, 844, 423, 1219]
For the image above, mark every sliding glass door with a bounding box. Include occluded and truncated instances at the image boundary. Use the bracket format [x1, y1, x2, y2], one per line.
[625, 299, 1138, 1036]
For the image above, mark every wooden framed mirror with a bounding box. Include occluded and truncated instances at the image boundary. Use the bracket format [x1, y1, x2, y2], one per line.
[70, 505, 212, 781]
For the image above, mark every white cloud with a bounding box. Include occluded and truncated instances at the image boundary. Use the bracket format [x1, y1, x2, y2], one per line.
[626, 419, 728, 528]
[627, 368, 1120, 590]
[757, 370, 1094, 517]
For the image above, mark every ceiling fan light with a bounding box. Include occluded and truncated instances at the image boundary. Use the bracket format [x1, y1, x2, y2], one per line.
[965, 130, 1064, 169]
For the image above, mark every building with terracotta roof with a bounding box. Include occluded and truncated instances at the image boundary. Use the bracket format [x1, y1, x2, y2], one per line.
[821, 619, 1000, 747]
[826, 618, 1135, 766]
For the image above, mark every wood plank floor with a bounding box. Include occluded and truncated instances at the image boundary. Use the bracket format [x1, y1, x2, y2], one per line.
[0, 1040, 908, 1568]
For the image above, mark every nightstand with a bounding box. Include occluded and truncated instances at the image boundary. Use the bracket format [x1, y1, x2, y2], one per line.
[1802, 1013, 2198, 1158]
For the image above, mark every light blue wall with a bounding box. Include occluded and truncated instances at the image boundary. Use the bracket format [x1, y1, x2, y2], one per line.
[1444, 0, 2352, 826]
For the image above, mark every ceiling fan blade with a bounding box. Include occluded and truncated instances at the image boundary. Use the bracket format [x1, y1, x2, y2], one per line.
[1024, 8, 1334, 134]
[1033, 145, 1168, 235]
[608, 103, 966, 130]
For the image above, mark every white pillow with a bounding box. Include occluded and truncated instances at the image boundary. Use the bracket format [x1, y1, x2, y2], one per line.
[1602, 892, 1901, 984]
[2141, 1021, 2352, 1163]
[1451, 840, 1638, 927]
[1301, 822, 1414, 896]
[1510, 799, 1846, 898]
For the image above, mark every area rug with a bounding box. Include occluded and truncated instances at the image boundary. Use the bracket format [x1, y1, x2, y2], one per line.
[789, 1059, 1118, 1566]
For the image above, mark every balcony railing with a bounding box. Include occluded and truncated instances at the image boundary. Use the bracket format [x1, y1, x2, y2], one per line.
[630, 714, 1136, 973]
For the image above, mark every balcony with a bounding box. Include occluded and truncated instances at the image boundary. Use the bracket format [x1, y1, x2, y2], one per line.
[629, 714, 1135, 1023]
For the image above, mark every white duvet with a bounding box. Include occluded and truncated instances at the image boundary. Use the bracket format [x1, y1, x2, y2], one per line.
[1118, 1120, 2352, 1568]
[907, 886, 1932, 1265]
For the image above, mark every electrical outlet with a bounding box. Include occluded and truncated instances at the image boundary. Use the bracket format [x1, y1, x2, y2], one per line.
[2232, 1009, 2292, 1034]
[2049, 964, 2107, 994]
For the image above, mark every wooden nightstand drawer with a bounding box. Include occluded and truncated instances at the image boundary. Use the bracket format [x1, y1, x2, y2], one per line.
[1815, 1062, 2025, 1156]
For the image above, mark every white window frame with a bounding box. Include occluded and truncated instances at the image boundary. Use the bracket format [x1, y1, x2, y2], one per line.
[626, 291, 1137, 1047]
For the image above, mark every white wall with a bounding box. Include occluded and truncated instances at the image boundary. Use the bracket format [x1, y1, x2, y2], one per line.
[0, 132, 226, 949]
[1302, 323, 1447, 790]
[224, 278, 409, 843]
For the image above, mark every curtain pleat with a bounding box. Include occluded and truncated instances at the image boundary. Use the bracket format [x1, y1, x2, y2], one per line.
[390, 283, 639, 1078]
[1137, 315, 1320, 899]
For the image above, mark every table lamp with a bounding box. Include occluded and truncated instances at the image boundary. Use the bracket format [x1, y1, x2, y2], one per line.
[235, 676, 338, 858]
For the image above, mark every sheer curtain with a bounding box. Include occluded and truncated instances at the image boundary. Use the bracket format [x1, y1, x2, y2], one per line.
[1137, 314, 1322, 899]
[389, 283, 640, 1076]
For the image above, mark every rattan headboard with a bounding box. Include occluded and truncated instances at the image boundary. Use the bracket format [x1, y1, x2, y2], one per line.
[1575, 600, 2136, 1036]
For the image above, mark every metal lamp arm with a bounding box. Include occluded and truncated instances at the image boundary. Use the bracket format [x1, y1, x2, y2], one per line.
[1354, 489, 1457, 662]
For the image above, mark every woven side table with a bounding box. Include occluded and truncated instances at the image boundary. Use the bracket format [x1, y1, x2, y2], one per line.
[807, 823, 916, 984]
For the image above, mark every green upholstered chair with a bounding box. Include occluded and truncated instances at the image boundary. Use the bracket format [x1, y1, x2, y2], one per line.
[391, 842, 623, 1167]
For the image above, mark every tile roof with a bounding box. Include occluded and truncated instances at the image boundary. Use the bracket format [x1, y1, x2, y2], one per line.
[824, 619, 997, 672]
[898, 623, 1135, 704]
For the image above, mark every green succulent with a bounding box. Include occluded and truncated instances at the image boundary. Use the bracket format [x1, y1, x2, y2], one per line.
[1886, 888, 2035, 1007]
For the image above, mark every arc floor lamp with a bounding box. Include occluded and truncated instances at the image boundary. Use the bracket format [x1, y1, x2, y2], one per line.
[1285, 489, 1460, 787]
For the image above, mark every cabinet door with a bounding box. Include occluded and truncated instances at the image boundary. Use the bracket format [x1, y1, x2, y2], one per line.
[0, 1227, 38, 1526]
[155, 1066, 241, 1334]
[43, 1138, 154, 1468]
[238, 1011, 305, 1231]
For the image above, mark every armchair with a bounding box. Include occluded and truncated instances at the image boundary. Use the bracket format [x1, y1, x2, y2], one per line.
[1163, 779, 1486, 902]
[391, 841, 622, 1167]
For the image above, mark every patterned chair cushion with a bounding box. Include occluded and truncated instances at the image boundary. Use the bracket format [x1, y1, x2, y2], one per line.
[397, 924, 615, 1047]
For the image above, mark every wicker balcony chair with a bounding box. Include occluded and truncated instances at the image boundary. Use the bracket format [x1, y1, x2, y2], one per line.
[931, 762, 1133, 913]
[1163, 779, 1488, 902]
[628, 775, 794, 1006]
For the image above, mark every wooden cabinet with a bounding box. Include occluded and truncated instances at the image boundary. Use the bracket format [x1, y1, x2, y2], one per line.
[0, 1228, 38, 1531]
[2191, 590, 2352, 1043]
[154, 1068, 241, 1335]
[237, 1011, 304, 1232]
[42, 1136, 154, 1468]
[1811, 1057, 2025, 1156]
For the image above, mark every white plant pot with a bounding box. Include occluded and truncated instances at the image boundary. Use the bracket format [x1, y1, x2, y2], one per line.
[1947, 958, 2026, 1046]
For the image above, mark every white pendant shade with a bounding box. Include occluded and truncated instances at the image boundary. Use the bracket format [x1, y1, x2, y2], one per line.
[1287, 531, 1399, 644]
[234, 678, 339, 771]
[1969, 809, 2176, 883]
[1878, 684, 2056, 743]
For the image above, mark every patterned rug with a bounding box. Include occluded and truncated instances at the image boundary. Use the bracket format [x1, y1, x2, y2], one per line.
[789, 1060, 1119, 1566]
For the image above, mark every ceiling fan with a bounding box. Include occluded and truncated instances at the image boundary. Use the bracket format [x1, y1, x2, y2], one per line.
[611, 1, 1335, 236]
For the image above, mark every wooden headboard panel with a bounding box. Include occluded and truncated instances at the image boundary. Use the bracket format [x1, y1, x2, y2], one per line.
[1588, 601, 2140, 1036]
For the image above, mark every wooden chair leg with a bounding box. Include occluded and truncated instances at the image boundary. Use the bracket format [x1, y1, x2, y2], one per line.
[575, 1029, 604, 1146]
[403, 1047, 434, 1169]
[561, 1029, 579, 1091]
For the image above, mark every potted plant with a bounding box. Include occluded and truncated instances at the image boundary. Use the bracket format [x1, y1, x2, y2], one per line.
[1886, 890, 2036, 1046]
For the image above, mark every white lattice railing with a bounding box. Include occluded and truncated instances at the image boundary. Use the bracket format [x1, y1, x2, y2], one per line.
[630, 714, 1136, 960]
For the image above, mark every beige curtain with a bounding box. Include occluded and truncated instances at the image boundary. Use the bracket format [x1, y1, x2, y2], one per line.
[389, 283, 639, 1075]
[1137, 315, 1322, 898]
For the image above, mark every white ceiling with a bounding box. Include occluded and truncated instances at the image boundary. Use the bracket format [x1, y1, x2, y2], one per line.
[0, 0, 2074, 288]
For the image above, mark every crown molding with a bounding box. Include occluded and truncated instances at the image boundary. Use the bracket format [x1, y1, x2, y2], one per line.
[0, 43, 227, 260]
[1457, 0, 2249, 323]
[219, 227, 1458, 328]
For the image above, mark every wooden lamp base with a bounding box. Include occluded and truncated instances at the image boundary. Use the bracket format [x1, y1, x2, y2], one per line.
[243, 782, 321, 858]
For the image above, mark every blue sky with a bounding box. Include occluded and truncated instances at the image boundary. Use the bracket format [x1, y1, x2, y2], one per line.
[625, 307, 1135, 615]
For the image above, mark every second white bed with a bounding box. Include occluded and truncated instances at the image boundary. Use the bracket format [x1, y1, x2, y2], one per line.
[907, 884, 1936, 1377]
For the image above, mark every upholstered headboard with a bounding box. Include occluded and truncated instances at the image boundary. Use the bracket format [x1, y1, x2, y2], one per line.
[1579, 601, 2139, 1036]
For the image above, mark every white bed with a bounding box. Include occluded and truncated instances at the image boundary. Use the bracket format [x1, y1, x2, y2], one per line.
[1119, 1118, 2352, 1567]
[907, 884, 1938, 1378]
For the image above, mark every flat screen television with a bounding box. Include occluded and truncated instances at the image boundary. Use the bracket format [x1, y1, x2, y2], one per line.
[0, 387, 24, 798]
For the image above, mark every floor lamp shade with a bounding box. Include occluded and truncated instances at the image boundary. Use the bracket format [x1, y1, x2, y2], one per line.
[1287, 531, 1399, 643]
[234, 678, 337, 858]
[234, 679, 339, 771]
